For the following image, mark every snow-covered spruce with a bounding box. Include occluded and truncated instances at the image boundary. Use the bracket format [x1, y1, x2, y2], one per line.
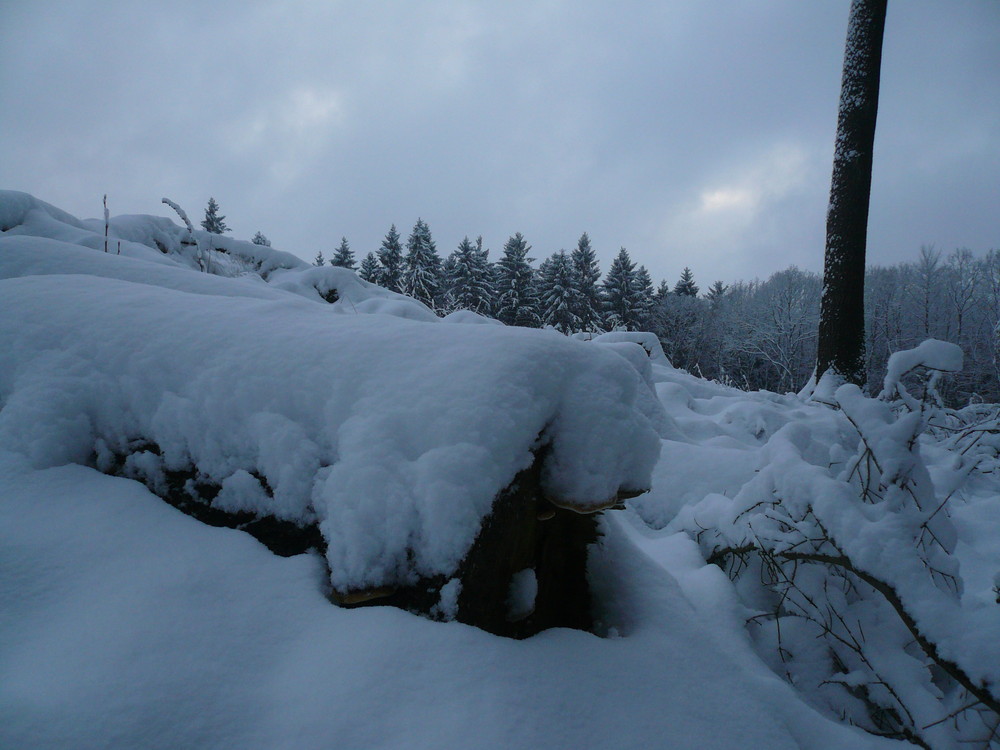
[0, 191, 662, 636]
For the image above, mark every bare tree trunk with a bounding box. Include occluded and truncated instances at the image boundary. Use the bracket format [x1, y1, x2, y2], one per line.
[816, 0, 888, 386]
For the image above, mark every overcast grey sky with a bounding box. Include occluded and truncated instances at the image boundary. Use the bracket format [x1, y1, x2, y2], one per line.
[2, 1, 997, 286]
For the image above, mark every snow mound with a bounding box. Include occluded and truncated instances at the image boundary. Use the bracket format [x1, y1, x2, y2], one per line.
[442, 309, 504, 326]
[0, 191, 445, 320]
[0, 235, 279, 301]
[579, 330, 671, 365]
[1, 189, 304, 273]
[0, 217, 661, 594]
[268, 264, 438, 320]
[0, 189, 89, 233]
[0, 453, 885, 750]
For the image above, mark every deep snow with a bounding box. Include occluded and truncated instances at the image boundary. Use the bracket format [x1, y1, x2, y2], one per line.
[0, 452, 891, 750]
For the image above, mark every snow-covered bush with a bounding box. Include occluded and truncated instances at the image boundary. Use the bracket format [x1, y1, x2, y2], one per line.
[676, 341, 999, 747]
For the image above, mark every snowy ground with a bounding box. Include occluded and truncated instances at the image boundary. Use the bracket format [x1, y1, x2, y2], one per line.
[5, 193, 996, 748]
[1, 451, 891, 749]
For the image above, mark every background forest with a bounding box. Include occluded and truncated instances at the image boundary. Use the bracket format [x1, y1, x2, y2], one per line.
[294, 215, 999, 405]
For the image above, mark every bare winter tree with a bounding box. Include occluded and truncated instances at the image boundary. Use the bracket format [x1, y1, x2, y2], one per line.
[816, 0, 888, 387]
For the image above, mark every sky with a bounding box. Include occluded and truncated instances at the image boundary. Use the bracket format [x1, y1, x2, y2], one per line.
[1, 0, 998, 287]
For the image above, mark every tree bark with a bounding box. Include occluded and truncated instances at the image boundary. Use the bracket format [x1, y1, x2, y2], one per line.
[816, 0, 888, 386]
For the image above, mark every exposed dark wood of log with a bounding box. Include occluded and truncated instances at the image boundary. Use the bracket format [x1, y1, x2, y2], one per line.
[103, 442, 613, 639]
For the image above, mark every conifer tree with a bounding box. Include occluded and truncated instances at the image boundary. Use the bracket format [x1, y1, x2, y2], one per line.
[603, 247, 644, 330]
[358, 252, 380, 283]
[475, 236, 490, 264]
[484, 238, 503, 317]
[439, 253, 459, 312]
[447, 236, 494, 315]
[403, 218, 443, 309]
[705, 280, 728, 303]
[495, 232, 541, 328]
[654, 279, 671, 303]
[539, 250, 583, 334]
[201, 197, 230, 234]
[377, 224, 404, 293]
[536, 255, 553, 316]
[330, 237, 356, 269]
[313, 251, 325, 267]
[674, 267, 699, 296]
[478, 237, 499, 318]
[251, 231, 271, 247]
[570, 232, 603, 331]
[634, 264, 655, 327]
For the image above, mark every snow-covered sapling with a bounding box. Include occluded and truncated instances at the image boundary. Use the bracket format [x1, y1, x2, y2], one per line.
[201, 197, 230, 234]
[162, 197, 204, 271]
[162, 197, 194, 236]
[692, 340, 998, 747]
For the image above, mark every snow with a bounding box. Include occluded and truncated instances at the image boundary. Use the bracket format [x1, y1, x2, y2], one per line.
[432, 578, 462, 621]
[506, 568, 538, 621]
[880, 337, 963, 408]
[3, 192, 993, 748]
[0, 235, 281, 301]
[0, 189, 86, 232]
[161, 196, 194, 233]
[0, 272, 660, 592]
[588, 330, 671, 365]
[0, 194, 661, 595]
[0, 454, 888, 750]
[442, 308, 503, 326]
[646, 349, 1000, 744]
[1, 189, 318, 280]
[268, 263, 440, 318]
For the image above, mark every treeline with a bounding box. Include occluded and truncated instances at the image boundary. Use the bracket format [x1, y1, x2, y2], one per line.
[314, 223, 657, 333]
[313, 220, 999, 404]
[660, 247, 1000, 405]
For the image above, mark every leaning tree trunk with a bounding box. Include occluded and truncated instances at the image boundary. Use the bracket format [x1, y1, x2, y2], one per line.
[816, 0, 888, 387]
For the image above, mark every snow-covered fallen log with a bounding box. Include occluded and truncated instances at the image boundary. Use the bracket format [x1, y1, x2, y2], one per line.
[0, 211, 661, 634]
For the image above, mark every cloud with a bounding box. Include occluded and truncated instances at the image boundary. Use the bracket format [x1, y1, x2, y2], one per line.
[700, 187, 759, 215]
[657, 143, 818, 278]
[227, 86, 345, 187]
[0, 0, 996, 287]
